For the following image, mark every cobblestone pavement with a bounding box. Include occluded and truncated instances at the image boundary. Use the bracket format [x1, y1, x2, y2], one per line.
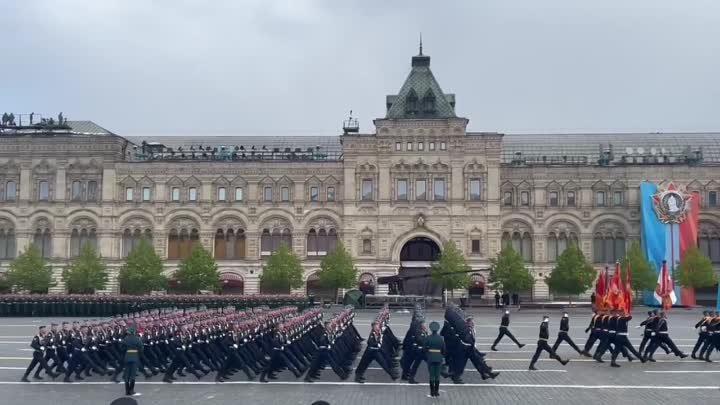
[0, 307, 718, 405]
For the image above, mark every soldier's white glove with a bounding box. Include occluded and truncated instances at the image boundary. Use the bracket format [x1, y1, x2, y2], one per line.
[233, 344, 238, 349]
[40, 346, 46, 351]
[92, 346, 97, 350]
[651, 332, 656, 336]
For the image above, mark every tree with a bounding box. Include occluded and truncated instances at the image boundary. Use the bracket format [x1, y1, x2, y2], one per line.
[174, 244, 220, 294]
[676, 246, 718, 289]
[318, 242, 357, 302]
[544, 244, 596, 304]
[488, 246, 534, 298]
[260, 244, 304, 294]
[118, 238, 167, 295]
[431, 241, 471, 298]
[62, 243, 108, 294]
[7, 245, 55, 294]
[620, 241, 656, 291]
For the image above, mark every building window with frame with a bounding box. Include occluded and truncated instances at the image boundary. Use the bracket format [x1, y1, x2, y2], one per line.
[38, 181, 50, 201]
[596, 191, 606, 207]
[310, 186, 319, 202]
[418, 142, 424, 151]
[188, 187, 198, 201]
[429, 142, 436, 151]
[469, 179, 481, 201]
[567, 191, 576, 207]
[5, 181, 16, 201]
[397, 179, 408, 201]
[326, 186, 335, 202]
[172, 187, 180, 202]
[549, 191, 559, 207]
[520, 191, 530, 206]
[281, 186, 290, 202]
[217, 187, 227, 201]
[264, 186, 273, 202]
[416, 179, 427, 200]
[87, 181, 98, 201]
[235, 187, 243, 201]
[362, 238, 372, 254]
[613, 191, 623, 206]
[395, 142, 401, 151]
[709, 191, 718, 207]
[440, 141, 447, 151]
[434, 178, 446, 200]
[71, 181, 83, 201]
[362, 179, 373, 201]
[125, 187, 134, 202]
[142, 186, 151, 202]
[407, 142, 413, 151]
[471, 239, 481, 254]
[503, 191, 513, 206]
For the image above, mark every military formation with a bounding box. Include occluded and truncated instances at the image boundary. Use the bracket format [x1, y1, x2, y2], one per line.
[0, 294, 309, 317]
[18, 302, 720, 399]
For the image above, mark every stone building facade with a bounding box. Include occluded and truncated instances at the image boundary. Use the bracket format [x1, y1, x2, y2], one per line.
[1, 51, 719, 302]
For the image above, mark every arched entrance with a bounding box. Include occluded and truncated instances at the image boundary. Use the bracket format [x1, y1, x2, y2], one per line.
[306, 272, 336, 301]
[398, 237, 442, 296]
[220, 272, 244, 295]
[358, 272, 375, 295]
[469, 273, 485, 298]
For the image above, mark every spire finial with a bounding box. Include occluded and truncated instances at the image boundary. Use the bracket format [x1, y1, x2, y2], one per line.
[419, 32, 423, 55]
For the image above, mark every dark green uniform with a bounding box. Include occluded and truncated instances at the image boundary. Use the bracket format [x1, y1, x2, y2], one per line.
[122, 331, 143, 396]
[425, 322, 445, 398]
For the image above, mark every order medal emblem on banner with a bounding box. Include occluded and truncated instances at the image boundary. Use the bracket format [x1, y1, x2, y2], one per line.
[651, 183, 692, 224]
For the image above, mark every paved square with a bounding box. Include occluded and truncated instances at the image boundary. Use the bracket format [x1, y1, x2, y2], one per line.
[0, 307, 718, 405]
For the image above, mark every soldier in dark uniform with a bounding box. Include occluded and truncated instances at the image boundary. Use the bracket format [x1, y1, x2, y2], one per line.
[698, 312, 720, 361]
[552, 312, 582, 355]
[425, 321, 445, 398]
[120, 324, 143, 396]
[609, 312, 645, 367]
[643, 311, 687, 361]
[405, 320, 428, 384]
[354, 322, 397, 383]
[491, 310, 524, 351]
[528, 315, 569, 371]
[691, 311, 711, 359]
[581, 310, 601, 357]
[21, 326, 59, 381]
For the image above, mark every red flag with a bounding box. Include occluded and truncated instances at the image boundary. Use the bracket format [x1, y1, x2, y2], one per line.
[623, 261, 633, 314]
[595, 268, 606, 297]
[608, 262, 623, 310]
[654, 260, 677, 311]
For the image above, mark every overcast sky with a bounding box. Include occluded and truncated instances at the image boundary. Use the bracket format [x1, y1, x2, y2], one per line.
[2, 0, 720, 136]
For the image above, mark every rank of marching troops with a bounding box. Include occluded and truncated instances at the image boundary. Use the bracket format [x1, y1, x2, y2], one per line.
[21, 304, 720, 394]
[20, 305, 365, 389]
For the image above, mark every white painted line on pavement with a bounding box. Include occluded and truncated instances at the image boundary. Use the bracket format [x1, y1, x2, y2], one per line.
[0, 381, 717, 390]
[367, 367, 566, 373]
[0, 357, 31, 360]
[644, 370, 720, 374]
[0, 367, 24, 370]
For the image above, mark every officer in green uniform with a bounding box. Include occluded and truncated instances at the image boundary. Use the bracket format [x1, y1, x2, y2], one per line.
[121, 324, 144, 397]
[425, 321, 445, 398]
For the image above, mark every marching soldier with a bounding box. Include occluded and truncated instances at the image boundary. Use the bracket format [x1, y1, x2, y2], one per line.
[691, 311, 712, 359]
[21, 326, 60, 381]
[609, 312, 645, 367]
[581, 310, 601, 357]
[354, 322, 397, 383]
[490, 310, 525, 351]
[643, 311, 687, 361]
[120, 324, 143, 396]
[529, 315, 569, 371]
[552, 312, 582, 355]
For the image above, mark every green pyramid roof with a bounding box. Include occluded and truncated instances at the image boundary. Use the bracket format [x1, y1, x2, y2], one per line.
[385, 53, 457, 119]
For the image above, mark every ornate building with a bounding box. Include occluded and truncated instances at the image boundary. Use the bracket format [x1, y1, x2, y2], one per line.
[1, 51, 719, 302]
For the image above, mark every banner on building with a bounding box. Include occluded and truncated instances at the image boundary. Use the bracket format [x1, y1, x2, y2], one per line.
[639, 182, 699, 306]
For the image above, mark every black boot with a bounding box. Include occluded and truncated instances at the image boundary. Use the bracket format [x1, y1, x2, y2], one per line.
[124, 381, 131, 396]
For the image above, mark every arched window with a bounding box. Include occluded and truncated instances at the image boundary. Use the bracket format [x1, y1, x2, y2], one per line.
[70, 229, 80, 257]
[33, 228, 52, 258]
[0, 227, 15, 259]
[328, 228, 338, 251]
[405, 90, 419, 114]
[318, 229, 329, 254]
[522, 232, 533, 262]
[235, 229, 246, 259]
[5, 181, 16, 201]
[168, 229, 180, 259]
[593, 232, 626, 263]
[214, 229, 226, 258]
[281, 228, 292, 249]
[307, 229, 317, 256]
[422, 91, 436, 113]
[261, 229, 272, 255]
[122, 228, 152, 258]
[547, 231, 577, 262]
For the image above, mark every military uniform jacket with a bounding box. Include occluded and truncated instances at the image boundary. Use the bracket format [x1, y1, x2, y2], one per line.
[122, 335, 143, 363]
[500, 314, 510, 327]
[559, 317, 570, 333]
[424, 333, 445, 363]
